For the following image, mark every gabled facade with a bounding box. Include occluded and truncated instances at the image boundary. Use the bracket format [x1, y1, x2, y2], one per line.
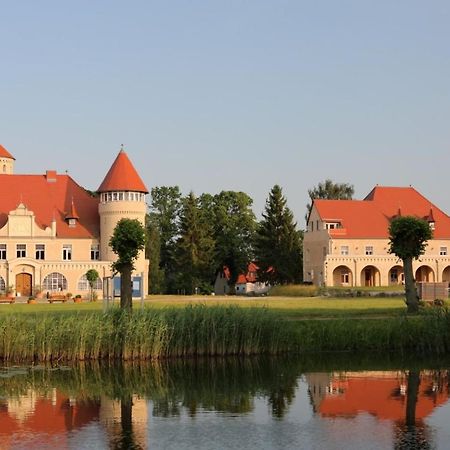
[0, 144, 149, 298]
[303, 186, 450, 287]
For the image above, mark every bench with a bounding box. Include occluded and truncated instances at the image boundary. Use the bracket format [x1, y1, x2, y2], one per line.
[47, 294, 68, 304]
[0, 297, 15, 304]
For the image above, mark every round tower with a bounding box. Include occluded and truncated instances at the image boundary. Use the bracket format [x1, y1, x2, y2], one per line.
[0, 144, 15, 174]
[98, 147, 148, 266]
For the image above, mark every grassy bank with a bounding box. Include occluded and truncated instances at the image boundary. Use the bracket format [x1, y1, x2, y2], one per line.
[0, 305, 450, 362]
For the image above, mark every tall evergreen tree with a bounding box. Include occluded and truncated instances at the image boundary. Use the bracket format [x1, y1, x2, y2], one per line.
[148, 186, 182, 292]
[145, 214, 165, 294]
[256, 185, 302, 285]
[175, 192, 215, 294]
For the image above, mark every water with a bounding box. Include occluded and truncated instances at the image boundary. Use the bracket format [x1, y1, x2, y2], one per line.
[0, 355, 449, 449]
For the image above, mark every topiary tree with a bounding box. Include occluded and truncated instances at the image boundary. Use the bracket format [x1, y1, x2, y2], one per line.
[110, 218, 146, 310]
[85, 269, 99, 302]
[388, 216, 432, 313]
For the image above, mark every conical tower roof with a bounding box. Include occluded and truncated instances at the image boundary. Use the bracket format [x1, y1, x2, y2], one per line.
[0, 144, 15, 160]
[98, 148, 148, 193]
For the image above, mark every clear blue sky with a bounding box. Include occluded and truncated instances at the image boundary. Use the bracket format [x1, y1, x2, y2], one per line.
[1, 1, 449, 226]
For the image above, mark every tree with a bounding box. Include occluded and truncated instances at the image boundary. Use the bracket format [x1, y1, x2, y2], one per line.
[388, 216, 432, 313]
[148, 186, 182, 292]
[110, 218, 146, 310]
[255, 185, 303, 285]
[145, 214, 165, 294]
[85, 269, 99, 302]
[175, 192, 215, 294]
[206, 191, 257, 291]
[306, 179, 354, 221]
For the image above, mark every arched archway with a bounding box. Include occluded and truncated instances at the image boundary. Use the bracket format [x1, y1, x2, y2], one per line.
[16, 273, 32, 297]
[442, 266, 450, 285]
[332, 265, 353, 286]
[415, 266, 434, 282]
[388, 265, 404, 285]
[360, 265, 381, 287]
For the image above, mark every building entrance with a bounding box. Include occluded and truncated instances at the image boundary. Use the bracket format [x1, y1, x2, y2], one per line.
[16, 273, 32, 297]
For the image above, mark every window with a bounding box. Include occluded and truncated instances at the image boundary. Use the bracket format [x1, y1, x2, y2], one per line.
[440, 247, 447, 256]
[340, 246, 349, 256]
[365, 246, 373, 255]
[341, 271, 350, 284]
[43, 272, 67, 291]
[35, 244, 45, 260]
[325, 222, 341, 230]
[77, 274, 102, 291]
[390, 269, 398, 283]
[0, 244, 6, 260]
[68, 218, 76, 228]
[0, 275, 5, 293]
[62, 244, 72, 261]
[429, 222, 435, 230]
[16, 244, 26, 258]
[90, 244, 100, 260]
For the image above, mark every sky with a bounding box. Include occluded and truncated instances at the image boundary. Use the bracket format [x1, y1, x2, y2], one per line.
[1, 1, 450, 226]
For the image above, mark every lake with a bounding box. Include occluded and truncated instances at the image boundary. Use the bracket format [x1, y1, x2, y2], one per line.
[0, 354, 449, 449]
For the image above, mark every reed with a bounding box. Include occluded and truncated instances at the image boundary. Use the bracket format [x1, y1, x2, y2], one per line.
[1, 306, 450, 362]
[0, 305, 292, 362]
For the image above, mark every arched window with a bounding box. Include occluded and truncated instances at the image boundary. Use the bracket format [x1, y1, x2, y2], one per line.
[0, 276, 5, 293]
[77, 274, 102, 291]
[43, 272, 67, 291]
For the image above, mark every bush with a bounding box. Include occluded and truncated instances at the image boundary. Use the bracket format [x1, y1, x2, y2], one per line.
[269, 284, 319, 297]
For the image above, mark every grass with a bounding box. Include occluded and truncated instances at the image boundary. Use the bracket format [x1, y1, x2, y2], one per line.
[0, 295, 409, 318]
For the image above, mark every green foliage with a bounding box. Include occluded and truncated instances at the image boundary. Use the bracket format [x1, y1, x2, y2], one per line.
[175, 192, 215, 294]
[388, 216, 432, 260]
[148, 186, 182, 292]
[255, 185, 303, 285]
[85, 269, 99, 302]
[388, 216, 433, 314]
[110, 218, 146, 273]
[206, 191, 257, 287]
[110, 218, 146, 309]
[306, 179, 354, 221]
[146, 214, 165, 294]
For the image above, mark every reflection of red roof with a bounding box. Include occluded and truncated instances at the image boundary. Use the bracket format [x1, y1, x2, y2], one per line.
[318, 374, 448, 421]
[0, 144, 15, 160]
[314, 186, 450, 239]
[0, 391, 100, 444]
[0, 174, 99, 238]
[98, 150, 148, 193]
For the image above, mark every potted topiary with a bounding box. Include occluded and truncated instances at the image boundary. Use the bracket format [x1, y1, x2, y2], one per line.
[27, 296, 37, 304]
[74, 294, 82, 303]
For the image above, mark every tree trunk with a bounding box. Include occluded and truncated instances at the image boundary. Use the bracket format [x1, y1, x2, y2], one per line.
[406, 370, 420, 426]
[403, 256, 419, 313]
[120, 264, 133, 310]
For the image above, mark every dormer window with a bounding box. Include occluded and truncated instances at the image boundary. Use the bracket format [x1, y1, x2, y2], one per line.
[68, 218, 77, 228]
[325, 222, 341, 230]
[429, 221, 435, 231]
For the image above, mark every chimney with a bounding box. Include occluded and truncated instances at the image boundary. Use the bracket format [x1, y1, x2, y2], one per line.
[46, 170, 57, 182]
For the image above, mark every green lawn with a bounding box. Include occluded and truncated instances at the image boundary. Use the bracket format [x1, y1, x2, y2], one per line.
[0, 295, 410, 318]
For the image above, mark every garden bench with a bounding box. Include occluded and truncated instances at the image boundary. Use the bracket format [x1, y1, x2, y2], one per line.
[0, 297, 15, 304]
[47, 294, 68, 304]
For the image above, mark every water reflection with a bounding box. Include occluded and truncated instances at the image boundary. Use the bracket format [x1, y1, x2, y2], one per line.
[0, 357, 448, 449]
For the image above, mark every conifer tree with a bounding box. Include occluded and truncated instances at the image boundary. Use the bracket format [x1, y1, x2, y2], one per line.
[255, 185, 302, 285]
[175, 192, 215, 294]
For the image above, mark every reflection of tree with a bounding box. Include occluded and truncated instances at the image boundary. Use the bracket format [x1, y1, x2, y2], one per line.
[394, 370, 432, 450]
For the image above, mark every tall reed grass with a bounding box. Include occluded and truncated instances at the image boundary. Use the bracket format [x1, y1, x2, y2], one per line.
[1, 306, 450, 362]
[0, 305, 293, 362]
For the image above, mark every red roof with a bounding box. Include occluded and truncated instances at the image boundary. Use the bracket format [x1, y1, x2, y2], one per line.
[0, 173, 99, 238]
[98, 149, 148, 193]
[0, 144, 15, 160]
[314, 186, 450, 239]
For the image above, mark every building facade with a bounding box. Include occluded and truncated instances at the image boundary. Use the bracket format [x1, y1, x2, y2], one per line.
[0, 144, 149, 298]
[303, 186, 450, 287]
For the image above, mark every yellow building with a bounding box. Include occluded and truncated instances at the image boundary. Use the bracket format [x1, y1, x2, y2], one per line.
[0, 144, 149, 298]
[303, 186, 450, 287]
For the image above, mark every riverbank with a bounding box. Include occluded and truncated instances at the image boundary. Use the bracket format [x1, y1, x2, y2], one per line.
[0, 305, 449, 362]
